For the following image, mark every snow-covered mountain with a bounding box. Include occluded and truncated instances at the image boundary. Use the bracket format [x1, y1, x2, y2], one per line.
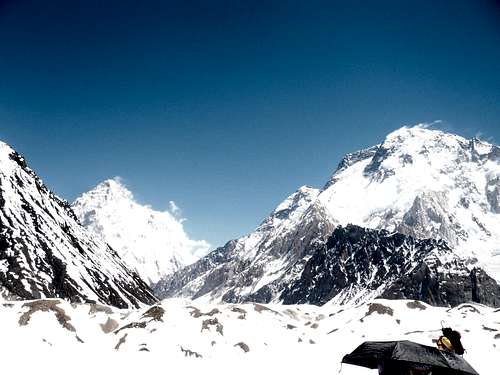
[73, 178, 210, 285]
[0, 141, 156, 308]
[155, 125, 500, 307]
[319, 125, 500, 279]
[1, 297, 496, 375]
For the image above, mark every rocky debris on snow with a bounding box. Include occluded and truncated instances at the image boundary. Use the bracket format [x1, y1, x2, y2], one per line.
[254, 304, 280, 314]
[180, 346, 203, 358]
[115, 333, 128, 350]
[407, 300, 427, 310]
[367, 303, 394, 317]
[88, 303, 114, 315]
[231, 306, 247, 319]
[188, 306, 220, 318]
[19, 300, 75, 332]
[201, 318, 224, 336]
[2, 297, 500, 374]
[234, 342, 249, 353]
[114, 321, 147, 335]
[141, 305, 165, 322]
[101, 317, 119, 333]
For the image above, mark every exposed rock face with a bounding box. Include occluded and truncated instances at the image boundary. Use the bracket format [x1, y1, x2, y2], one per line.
[0, 142, 156, 308]
[383, 264, 500, 308]
[486, 176, 500, 214]
[280, 225, 500, 307]
[397, 191, 463, 246]
[154, 187, 336, 303]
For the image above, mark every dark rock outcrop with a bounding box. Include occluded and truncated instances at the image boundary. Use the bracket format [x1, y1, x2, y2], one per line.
[280, 225, 500, 307]
[383, 264, 500, 307]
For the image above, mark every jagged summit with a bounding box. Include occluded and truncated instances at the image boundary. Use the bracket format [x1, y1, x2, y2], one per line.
[73, 178, 210, 285]
[84, 177, 134, 203]
[319, 124, 500, 279]
[0, 141, 156, 307]
[264, 186, 319, 225]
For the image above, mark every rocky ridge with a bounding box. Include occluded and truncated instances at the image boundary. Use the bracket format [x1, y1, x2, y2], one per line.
[0, 142, 156, 308]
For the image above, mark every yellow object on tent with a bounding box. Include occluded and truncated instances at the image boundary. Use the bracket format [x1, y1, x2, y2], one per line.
[437, 336, 455, 352]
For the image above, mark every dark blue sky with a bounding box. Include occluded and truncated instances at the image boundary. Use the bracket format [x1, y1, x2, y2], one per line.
[1, 1, 499, 248]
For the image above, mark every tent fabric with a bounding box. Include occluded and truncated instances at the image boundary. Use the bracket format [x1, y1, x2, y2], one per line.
[342, 340, 479, 375]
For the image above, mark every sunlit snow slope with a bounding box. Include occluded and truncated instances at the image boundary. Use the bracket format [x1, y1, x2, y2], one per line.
[73, 178, 210, 285]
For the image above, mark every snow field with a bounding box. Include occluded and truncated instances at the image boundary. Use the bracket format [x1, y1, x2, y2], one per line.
[1, 298, 498, 375]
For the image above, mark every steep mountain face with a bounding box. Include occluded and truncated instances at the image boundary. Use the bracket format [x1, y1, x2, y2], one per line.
[0, 142, 156, 308]
[280, 225, 500, 307]
[155, 125, 500, 307]
[155, 186, 336, 303]
[319, 125, 500, 280]
[73, 178, 209, 285]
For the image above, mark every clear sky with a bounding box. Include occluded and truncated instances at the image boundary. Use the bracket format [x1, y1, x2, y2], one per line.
[1, 1, 499, 248]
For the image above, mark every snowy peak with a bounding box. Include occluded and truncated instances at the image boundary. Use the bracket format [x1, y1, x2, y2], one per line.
[272, 185, 318, 215]
[0, 141, 156, 307]
[73, 178, 210, 285]
[263, 186, 320, 230]
[361, 125, 498, 181]
[319, 125, 500, 280]
[363, 125, 469, 181]
[82, 178, 134, 204]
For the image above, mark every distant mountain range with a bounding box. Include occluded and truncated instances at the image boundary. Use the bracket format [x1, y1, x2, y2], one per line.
[0, 124, 499, 309]
[154, 125, 500, 307]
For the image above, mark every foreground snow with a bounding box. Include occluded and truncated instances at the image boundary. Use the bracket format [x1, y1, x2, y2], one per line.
[1, 298, 498, 374]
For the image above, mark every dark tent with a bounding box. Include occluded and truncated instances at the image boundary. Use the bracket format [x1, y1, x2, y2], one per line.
[342, 340, 479, 375]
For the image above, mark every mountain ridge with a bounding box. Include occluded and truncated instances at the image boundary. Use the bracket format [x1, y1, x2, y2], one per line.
[155, 125, 500, 307]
